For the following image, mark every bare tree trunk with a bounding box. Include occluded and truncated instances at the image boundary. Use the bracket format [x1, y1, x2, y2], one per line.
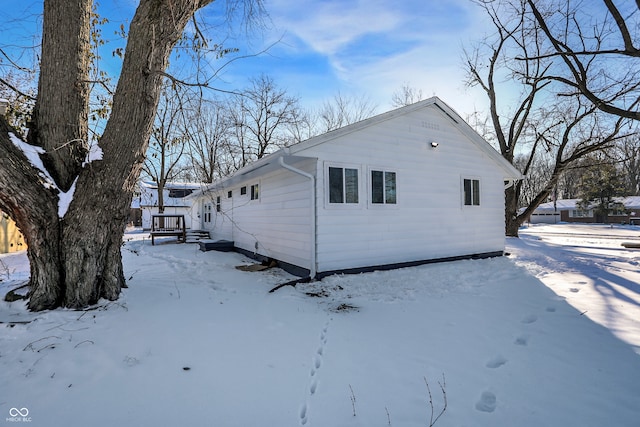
[53, 0, 214, 309]
[29, 0, 91, 191]
[60, 162, 131, 306]
[0, 0, 215, 311]
[504, 186, 520, 237]
[0, 118, 63, 310]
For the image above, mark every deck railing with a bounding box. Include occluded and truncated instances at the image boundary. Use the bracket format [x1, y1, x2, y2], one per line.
[150, 214, 186, 245]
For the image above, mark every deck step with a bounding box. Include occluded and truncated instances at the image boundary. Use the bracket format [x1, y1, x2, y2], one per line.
[199, 239, 234, 252]
[622, 242, 640, 249]
[185, 230, 211, 243]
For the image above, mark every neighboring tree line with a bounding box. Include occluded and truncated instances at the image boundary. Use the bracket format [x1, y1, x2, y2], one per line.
[466, 0, 640, 236]
[518, 138, 640, 205]
[141, 76, 378, 191]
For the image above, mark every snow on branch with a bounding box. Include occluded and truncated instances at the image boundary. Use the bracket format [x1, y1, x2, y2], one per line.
[9, 132, 78, 218]
[9, 132, 56, 189]
[83, 141, 103, 166]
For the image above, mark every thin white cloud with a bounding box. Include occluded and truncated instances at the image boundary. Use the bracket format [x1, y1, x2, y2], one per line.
[268, 0, 404, 55]
[347, 42, 482, 113]
[266, 0, 491, 95]
[220, 0, 497, 116]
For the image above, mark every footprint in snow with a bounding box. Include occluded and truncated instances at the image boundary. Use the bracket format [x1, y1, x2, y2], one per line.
[320, 325, 328, 345]
[299, 403, 308, 425]
[545, 306, 556, 313]
[486, 355, 507, 369]
[569, 288, 580, 293]
[521, 314, 538, 324]
[299, 319, 330, 425]
[475, 391, 497, 413]
[514, 335, 529, 346]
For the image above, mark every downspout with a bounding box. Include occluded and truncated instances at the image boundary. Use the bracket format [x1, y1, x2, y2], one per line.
[278, 156, 317, 279]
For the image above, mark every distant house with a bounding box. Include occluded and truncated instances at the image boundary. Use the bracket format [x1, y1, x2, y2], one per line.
[525, 196, 640, 224]
[138, 181, 203, 230]
[0, 211, 26, 254]
[190, 97, 522, 278]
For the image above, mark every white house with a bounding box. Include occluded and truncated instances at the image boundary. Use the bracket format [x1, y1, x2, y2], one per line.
[138, 181, 203, 230]
[190, 97, 522, 278]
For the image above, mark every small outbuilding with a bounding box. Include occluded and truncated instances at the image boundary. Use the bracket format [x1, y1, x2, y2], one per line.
[138, 181, 202, 230]
[190, 97, 522, 278]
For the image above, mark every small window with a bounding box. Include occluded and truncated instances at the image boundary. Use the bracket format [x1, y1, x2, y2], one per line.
[227, 190, 232, 198]
[329, 166, 359, 204]
[203, 203, 212, 223]
[371, 170, 396, 204]
[240, 186, 247, 195]
[168, 188, 193, 198]
[463, 179, 480, 206]
[216, 196, 221, 212]
[571, 209, 591, 218]
[251, 184, 259, 200]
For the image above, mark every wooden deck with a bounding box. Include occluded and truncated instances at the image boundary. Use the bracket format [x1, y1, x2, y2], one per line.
[150, 214, 186, 245]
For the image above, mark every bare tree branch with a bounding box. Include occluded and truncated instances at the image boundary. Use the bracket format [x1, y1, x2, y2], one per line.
[0, 77, 36, 101]
[525, 0, 640, 120]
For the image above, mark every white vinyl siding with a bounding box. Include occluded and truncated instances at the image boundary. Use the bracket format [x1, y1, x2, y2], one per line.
[209, 159, 316, 270]
[302, 106, 506, 273]
[199, 191, 233, 240]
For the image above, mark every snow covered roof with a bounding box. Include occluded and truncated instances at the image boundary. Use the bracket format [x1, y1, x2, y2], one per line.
[137, 181, 206, 208]
[139, 181, 204, 191]
[532, 196, 640, 212]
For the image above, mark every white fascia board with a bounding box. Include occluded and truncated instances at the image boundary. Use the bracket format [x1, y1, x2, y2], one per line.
[190, 152, 315, 198]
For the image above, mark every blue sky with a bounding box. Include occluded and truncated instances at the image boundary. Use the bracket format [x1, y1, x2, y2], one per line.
[212, 0, 494, 115]
[0, 0, 493, 117]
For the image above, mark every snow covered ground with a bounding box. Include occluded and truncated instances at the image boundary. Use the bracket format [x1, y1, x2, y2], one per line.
[1, 224, 639, 427]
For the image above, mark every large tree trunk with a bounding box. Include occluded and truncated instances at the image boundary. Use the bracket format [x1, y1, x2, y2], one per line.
[504, 186, 520, 237]
[0, 118, 63, 309]
[29, 0, 91, 191]
[505, 169, 566, 238]
[0, 0, 214, 311]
